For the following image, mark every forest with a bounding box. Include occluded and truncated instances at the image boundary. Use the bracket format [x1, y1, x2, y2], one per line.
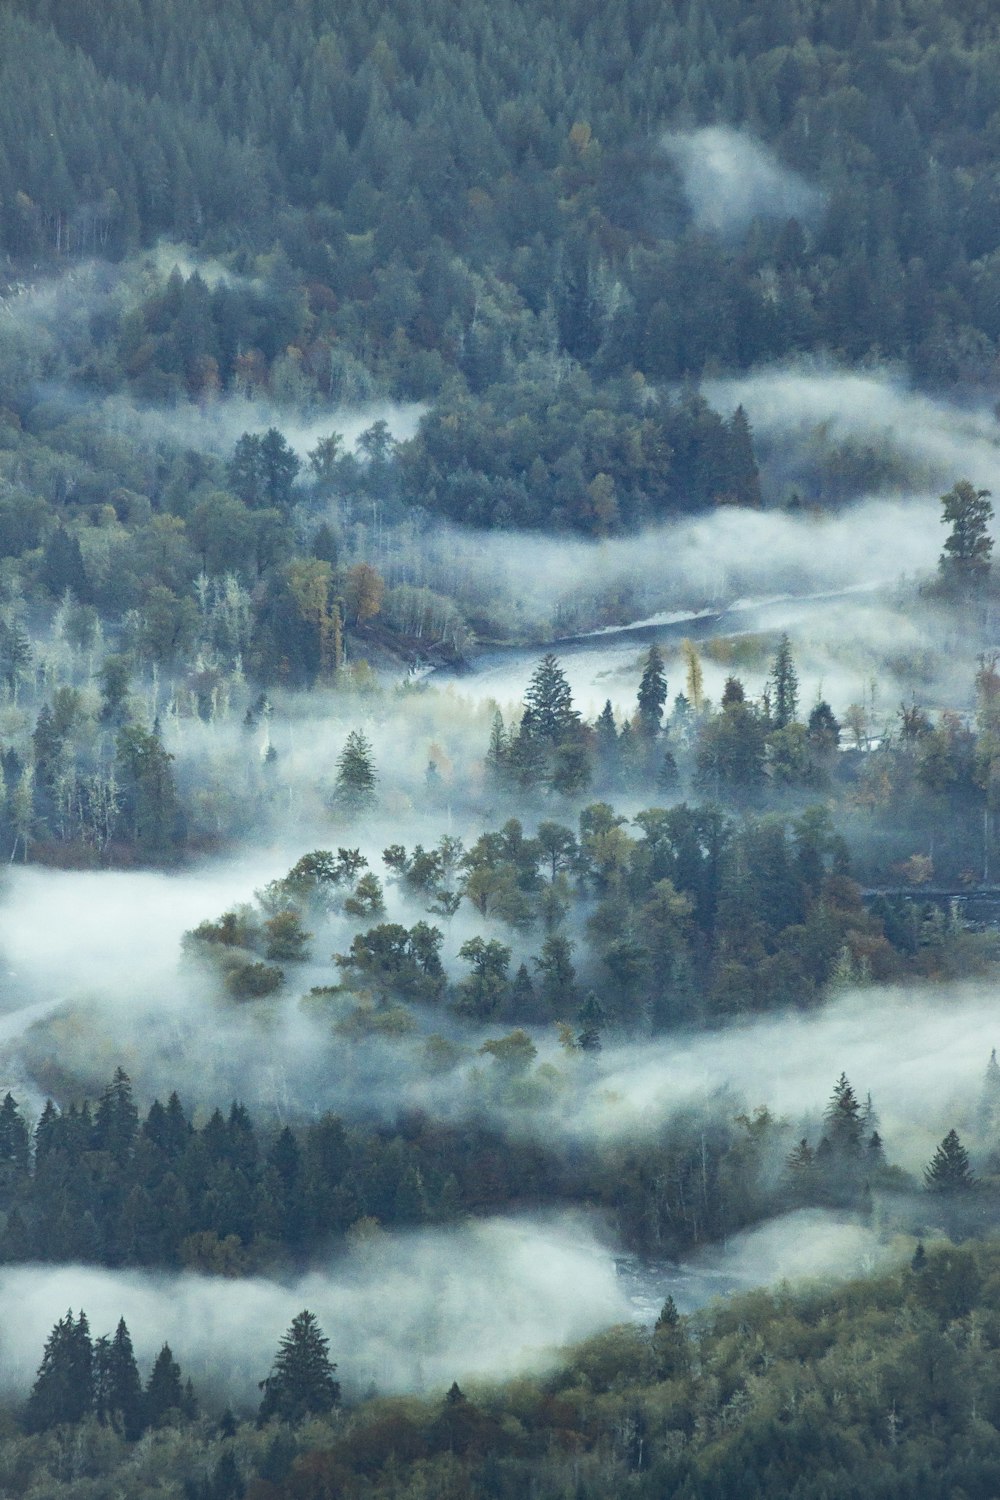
[4, 0, 1000, 1494]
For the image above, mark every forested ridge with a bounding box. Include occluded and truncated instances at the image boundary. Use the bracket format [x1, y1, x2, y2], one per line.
[4, 0, 1000, 531]
[5, 1240, 1000, 1498]
[7, 0, 1000, 396]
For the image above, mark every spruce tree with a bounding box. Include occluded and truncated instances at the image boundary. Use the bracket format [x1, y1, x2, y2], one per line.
[0, 1092, 29, 1174]
[522, 654, 580, 743]
[24, 1310, 94, 1432]
[823, 1073, 863, 1156]
[924, 1129, 976, 1192]
[94, 1067, 139, 1163]
[333, 729, 377, 813]
[636, 644, 668, 739]
[979, 1048, 1000, 1134]
[145, 1343, 185, 1427]
[769, 634, 799, 728]
[257, 1310, 340, 1425]
[96, 1317, 144, 1440]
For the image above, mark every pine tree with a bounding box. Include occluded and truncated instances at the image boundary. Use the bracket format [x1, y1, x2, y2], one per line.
[924, 1128, 976, 1192]
[637, 644, 667, 739]
[979, 1048, 1000, 1135]
[94, 1067, 139, 1163]
[484, 710, 509, 789]
[823, 1074, 863, 1156]
[522, 654, 580, 743]
[594, 698, 619, 787]
[95, 1318, 144, 1439]
[769, 634, 799, 728]
[0, 1091, 29, 1174]
[257, 1310, 340, 1425]
[727, 405, 762, 508]
[655, 1295, 680, 1331]
[145, 1343, 185, 1427]
[785, 1137, 818, 1202]
[333, 729, 377, 813]
[24, 1310, 94, 1432]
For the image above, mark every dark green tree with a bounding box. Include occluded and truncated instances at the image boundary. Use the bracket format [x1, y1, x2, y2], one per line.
[522, 654, 580, 743]
[115, 722, 181, 858]
[333, 729, 377, 813]
[257, 1310, 340, 1425]
[823, 1073, 863, 1157]
[939, 480, 993, 589]
[637, 644, 668, 739]
[95, 1318, 144, 1440]
[0, 1091, 29, 1175]
[24, 1310, 94, 1433]
[93, 1067, 139, 1164]
[145, 1343, 185, 1427]
[924, 1128, 976, 1192]
[533, 933, 578, 1011]
[769, 634, 799, 729]
[456, 936, 512, 1018]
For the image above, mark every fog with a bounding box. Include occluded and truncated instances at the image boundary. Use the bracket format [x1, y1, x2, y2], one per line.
[417, 493, 941, 649]
[577, 984, 998, 1173]
[622, 1209, 896, 1319]
[705, 362, 1000, 498]
[96, 389, 425, 464]
[434, 580, 954, 722]
[0, 1215, 629, 1405]
[0, 848, 994, 1180]
[662, 127, 823, 237]
[0, 1206, 909, 1406]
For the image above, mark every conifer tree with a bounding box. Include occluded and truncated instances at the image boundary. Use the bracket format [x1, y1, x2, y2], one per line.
[95, 1318, 144, 1438]
[522, 654, 580, 743]
[924, 1128, 976, 1192]
[0, 1091, 29, 1174]
[145, 1343, 185, 1427]
[94, 1067, 139, 1163]
[823, 1073, 863, 1156]
[594, 699, 619, 787]
[979, 1048, 1000, 1134]
[24, 1310, 94, 1432]
[769, 634, 799, 728]
[333, 729, 377, 813]
[257, 1310, 340, 1425]
[637, 644, 667, 739]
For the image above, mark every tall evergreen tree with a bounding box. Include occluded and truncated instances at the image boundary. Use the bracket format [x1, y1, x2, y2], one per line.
[94, 1067, 139, 1163]
[257, 1310, 340, 1425]
[99, 1317, 144, 1439]
[333, 729, 377, 813]
[145, 1343, 185, 1427]
[24, 1310, 94, 1433]
[769, 634, 799, 729]
[637, 644, 668, 739]
[823, 1073, 863, 1157]
[925, 1128, 976, 1192]
[0, 1091, 29, 1174]
[979, 1048, 1000, 1135]
[522, 654, 580, 743]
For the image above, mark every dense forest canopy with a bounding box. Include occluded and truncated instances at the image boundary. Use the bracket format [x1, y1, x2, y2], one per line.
[4, 0, 1000, 424]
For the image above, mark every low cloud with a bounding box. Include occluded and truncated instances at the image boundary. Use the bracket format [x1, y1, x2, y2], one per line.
[662, 127, 823, 237]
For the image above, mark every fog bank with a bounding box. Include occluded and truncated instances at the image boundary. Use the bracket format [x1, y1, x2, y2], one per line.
[0, 1216, 627, 1405]
[662, 128, 823, 237]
